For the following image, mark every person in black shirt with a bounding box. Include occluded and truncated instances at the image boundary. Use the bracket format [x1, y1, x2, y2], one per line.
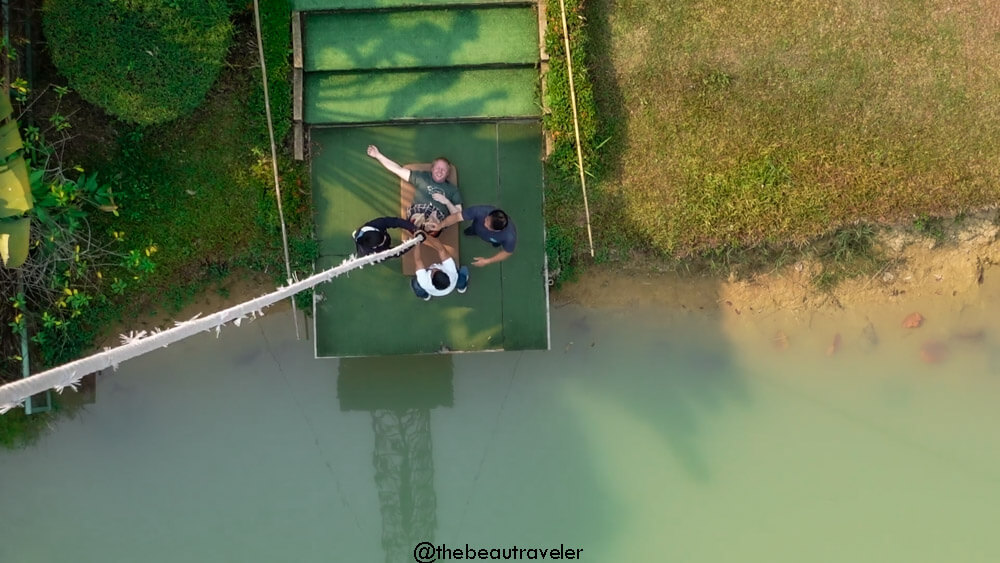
[353, 216, 420, 256]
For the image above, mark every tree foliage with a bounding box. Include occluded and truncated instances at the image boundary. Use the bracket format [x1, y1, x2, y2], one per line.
[42, 0, 233, 125]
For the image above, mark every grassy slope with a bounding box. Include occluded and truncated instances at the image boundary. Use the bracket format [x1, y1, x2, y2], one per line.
[92, 6, 309, 318]
[587, 0, 1000, 256]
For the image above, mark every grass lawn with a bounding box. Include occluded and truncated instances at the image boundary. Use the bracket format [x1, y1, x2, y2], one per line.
[584, 0, 1000, 257]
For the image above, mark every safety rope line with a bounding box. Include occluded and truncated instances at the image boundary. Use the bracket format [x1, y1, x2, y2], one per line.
[0, 236, 423, 413]
[253, 0, 300, 338]
[557, 0, 595, 257]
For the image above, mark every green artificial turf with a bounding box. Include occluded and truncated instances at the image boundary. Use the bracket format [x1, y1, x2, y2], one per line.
[304, 67, 539, 124]
[311, 122, 547, 356]
[304, 7, 538, 71]
[293, 0, 526, 10]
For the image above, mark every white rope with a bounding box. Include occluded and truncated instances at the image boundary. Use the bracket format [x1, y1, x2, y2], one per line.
[0, 236, 423, 413]
[253, 0, 300, 338]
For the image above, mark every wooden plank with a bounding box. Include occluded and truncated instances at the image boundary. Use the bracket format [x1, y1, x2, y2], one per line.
[292, 12, 303, 69]
[537, 0, 549, 62]
[293, 121, 304, 161]
[293, 67, 303, 121]
[540, 60, 553, 156]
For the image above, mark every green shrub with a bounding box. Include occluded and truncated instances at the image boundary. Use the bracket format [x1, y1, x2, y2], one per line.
[43, 0, 233, 125]
[249, 0, 293, 146]
[545, 224, 577, 287]
[913, 213, 946, 243]
[544, 0, 602, 185]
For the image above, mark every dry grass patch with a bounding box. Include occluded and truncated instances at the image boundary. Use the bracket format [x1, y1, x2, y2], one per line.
[588, 0, 1000, 256]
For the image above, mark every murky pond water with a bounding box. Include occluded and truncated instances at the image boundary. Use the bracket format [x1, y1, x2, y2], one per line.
[2, 298, 999, 562]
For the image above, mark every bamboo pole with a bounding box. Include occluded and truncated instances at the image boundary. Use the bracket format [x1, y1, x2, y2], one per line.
[253, 0, 300, 338]
[557, 0, 595, 257]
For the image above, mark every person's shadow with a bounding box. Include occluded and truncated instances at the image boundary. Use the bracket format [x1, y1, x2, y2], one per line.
[338, 355, 453, 563]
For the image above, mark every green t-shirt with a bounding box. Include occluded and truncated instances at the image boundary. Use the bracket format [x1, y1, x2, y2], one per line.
[409, 170, 461, 219]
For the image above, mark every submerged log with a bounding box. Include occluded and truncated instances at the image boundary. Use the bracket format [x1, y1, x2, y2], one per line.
[952, 328, 986, 343]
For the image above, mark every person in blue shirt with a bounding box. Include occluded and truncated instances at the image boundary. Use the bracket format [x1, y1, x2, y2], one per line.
[429, 205, 516, 267]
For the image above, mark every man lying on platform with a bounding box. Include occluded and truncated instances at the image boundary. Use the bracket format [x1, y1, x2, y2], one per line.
[409, 233, 470, 301]
[366, 144, 461, 235]
[427, 205, 516, 267]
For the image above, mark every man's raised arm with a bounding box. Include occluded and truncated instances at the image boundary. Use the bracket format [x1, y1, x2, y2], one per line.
[367, 145, 411, 182]
[427, 209, 464, 232]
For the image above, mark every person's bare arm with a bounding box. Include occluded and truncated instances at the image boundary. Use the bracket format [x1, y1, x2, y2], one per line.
[431, 193, 462, 216]
[418, 234, 447, 263]
[425, 210, 463, 232]
[366, 145, 411, 182]
[412, 242, 426, 271]
[472, 250, 513, 267]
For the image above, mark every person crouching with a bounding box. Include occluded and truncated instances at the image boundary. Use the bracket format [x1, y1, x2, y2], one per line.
[410, 235, 469, 301]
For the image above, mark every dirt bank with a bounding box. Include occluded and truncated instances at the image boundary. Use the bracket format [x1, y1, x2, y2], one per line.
[557, 215, 999, 313]
[555, 215, 1000, 363]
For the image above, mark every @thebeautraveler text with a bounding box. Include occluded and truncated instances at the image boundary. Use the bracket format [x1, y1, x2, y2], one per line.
[413, 542, 583, 562]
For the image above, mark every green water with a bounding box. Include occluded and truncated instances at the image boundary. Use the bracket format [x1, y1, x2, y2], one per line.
[1, 304, 999, 562]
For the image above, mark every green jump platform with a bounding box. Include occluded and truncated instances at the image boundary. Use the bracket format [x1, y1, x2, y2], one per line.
[304, 67, 539, 124]
[304, 6, 538, 72]
[293, 0, 529, 11]
[312, 121, 548, 357]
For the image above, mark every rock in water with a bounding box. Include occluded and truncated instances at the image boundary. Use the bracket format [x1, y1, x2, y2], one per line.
[902, 312, 924, 328]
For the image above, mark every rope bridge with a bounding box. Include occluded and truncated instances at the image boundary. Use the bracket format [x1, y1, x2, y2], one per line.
[0, 235, 423, 414]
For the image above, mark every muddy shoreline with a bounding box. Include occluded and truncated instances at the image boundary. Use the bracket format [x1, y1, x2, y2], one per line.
[555, 214, 1000, 366]
[556, 215, 999, 314]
